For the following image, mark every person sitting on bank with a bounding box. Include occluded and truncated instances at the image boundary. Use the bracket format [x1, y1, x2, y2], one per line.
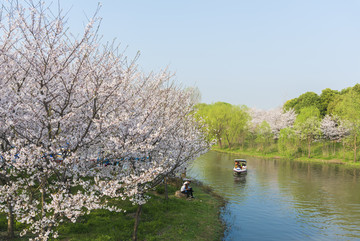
[181, 181, 194, 198]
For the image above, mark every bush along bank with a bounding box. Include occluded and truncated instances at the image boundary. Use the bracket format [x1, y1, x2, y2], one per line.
[213, 145, 360, 168]
[0, 178, 225, 241]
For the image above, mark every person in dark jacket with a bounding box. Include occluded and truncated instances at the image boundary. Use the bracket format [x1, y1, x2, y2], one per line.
[180, 181, 194, 198]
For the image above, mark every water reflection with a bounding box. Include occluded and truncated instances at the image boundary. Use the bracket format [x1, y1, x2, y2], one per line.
[188, 151, 360, 241]
[233, 173, 247, 187]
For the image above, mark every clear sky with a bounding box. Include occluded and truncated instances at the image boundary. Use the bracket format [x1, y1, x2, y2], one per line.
[45, 0, 360, 109]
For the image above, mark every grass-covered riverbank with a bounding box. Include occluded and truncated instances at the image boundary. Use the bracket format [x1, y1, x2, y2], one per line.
[213, 146, 360, 168]
[0, 180, 225, 241]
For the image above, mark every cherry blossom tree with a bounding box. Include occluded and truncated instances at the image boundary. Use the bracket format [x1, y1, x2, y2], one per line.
[0, 1, 132, 239]
[95, 75, 210, 240]
[0, 1, 209, 240]
[320, 115, 349, 155]
[249, 107, 296, 139]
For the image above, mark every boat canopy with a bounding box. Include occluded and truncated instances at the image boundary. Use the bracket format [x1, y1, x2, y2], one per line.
[234, 159, 246, 163]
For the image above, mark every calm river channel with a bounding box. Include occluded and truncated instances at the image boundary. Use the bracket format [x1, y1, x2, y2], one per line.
[188, 151, 360, 241]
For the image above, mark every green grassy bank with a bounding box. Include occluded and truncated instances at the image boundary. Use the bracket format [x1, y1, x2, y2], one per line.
[0, 180, 225, 241]
[213, 145, 360, 168]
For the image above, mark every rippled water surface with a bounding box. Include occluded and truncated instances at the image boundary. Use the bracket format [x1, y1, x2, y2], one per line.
[188, 151, 360, 241]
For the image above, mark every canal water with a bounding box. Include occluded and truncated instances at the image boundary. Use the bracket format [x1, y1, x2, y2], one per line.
[188, 151, 360, 241]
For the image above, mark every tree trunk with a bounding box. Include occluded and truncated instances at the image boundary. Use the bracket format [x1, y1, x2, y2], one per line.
[308, 137, 311, 158]
[262, 142, 265, 154]
[7, 200, 14, 239]
[132, 204, 142, 241]
[354, 133, 357, 162]
[225, 134, 231, 149]
[324, 142, 328, 157]
[41, 187, 45, 218]
[164, 177, 168, 201]
[40, 186, 46, 236]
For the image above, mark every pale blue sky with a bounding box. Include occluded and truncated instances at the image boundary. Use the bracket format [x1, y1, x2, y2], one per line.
[47, 0, 360, 109]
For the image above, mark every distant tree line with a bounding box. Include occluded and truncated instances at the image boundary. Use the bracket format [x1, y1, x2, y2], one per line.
[195, 84, 360, 162]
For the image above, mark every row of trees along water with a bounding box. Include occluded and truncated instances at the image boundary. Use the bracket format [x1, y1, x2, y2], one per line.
[0, 2, 210, 240]
[195, 84, 360, 162]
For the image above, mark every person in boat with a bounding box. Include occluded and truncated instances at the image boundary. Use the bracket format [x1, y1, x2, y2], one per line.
[235, 161, 239, 169]
[235, 161, 242, 170]
[181, 181, 194, 198]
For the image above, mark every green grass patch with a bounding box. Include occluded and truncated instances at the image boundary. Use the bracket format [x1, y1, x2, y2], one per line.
[0, 181, 225, 241]
[213, 145, 360, 168]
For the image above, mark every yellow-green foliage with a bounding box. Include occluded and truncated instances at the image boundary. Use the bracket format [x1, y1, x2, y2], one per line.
[199, 84, 360, 162]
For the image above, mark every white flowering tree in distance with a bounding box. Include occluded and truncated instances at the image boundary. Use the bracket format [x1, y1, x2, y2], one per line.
[249, 107, 296, 138]
[0, 1, 210, 240]
[320, 115, 349, 155]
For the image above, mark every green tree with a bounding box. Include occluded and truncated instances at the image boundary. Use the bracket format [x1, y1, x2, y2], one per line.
[195, 103, 251, 149]
[278, 127, 299, 157]
[334, 90, 360, 162]
[351, 83, 360, 94]
[283, 92, 321, 115]
[294, 106, 321, 158]
[283, 98, 298, 112]
[224, 105, 251, 149]
[327, 94, 344, 115]
[319, 88, 339, 116]
[195, 102, 232, 148]
[255, 121, 273, 154]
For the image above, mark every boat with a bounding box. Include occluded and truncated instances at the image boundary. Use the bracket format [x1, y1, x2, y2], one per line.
[233, 159, 247, 174]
